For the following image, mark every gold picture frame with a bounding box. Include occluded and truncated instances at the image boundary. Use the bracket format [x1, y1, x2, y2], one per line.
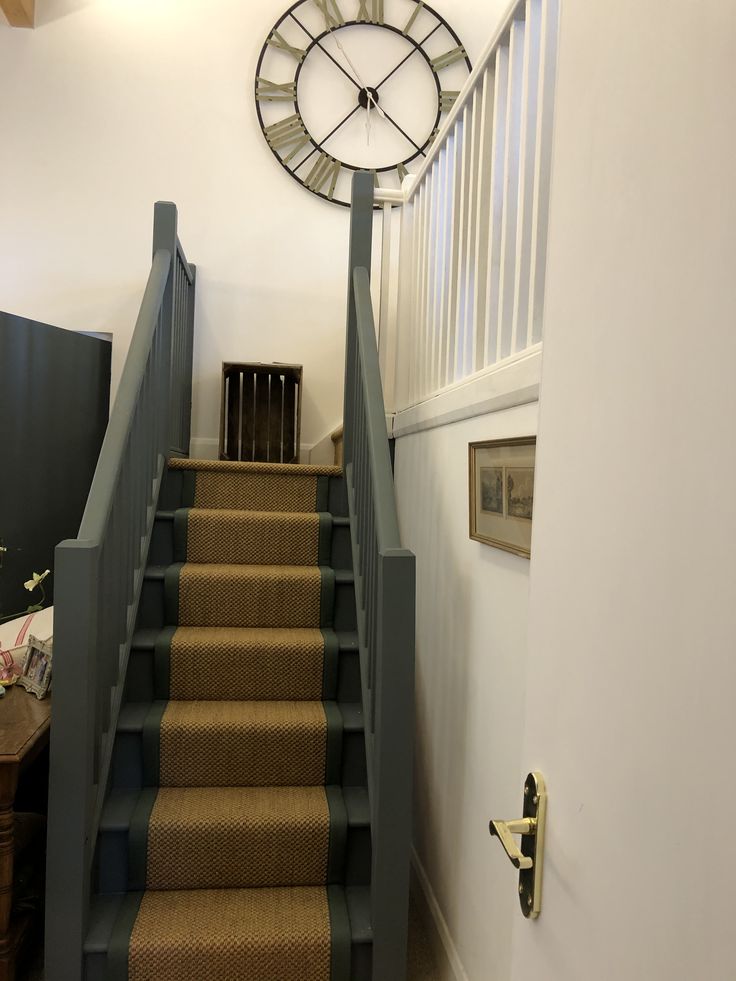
[469, 437, 536, 558]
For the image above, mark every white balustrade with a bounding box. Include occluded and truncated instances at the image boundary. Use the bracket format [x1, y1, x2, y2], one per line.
[374, 0, 560, 419]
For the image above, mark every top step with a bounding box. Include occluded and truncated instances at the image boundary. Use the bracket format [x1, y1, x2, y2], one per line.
[169, 459, 343, 514]
[170, 459, 342, 477]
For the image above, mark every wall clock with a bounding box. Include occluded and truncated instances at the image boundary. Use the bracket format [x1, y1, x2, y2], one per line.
[255, 0, 472, 207]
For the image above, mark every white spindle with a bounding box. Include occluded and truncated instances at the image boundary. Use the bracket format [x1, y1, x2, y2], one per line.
[484, 44, 510, 368]
[471, 66, 496, 370]
[442, 125, 462, 388]
[394, 178, 416, 411]
[511, 0, 543, 354]
[429, 150, 446, 393]
[418, 171, 433, 399]
[527, 0, 560, 345]
[496, 17, 526, 362]
[461, 85, 483, 376]
[436, 133, 456, 388]
[453, 103, 472, 380]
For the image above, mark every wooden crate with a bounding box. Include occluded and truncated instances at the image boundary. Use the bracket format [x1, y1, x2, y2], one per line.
[218, 362, 302, 463]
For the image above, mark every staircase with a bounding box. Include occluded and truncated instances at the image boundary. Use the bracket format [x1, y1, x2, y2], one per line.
[86, 457, 372, 979]
[47, 181, 414, 981]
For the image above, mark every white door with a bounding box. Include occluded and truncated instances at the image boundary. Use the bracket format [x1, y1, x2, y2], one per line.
[502, 2, 736, 978]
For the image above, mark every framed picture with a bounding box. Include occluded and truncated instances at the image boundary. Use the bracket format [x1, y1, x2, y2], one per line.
[469, 437, 536, 557]
[17, 634, 52, 699]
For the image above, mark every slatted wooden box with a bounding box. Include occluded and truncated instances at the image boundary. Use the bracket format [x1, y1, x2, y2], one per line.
[219, 362, 302, 463]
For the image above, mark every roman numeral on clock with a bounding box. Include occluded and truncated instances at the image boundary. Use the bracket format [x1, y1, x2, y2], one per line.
[357, 0, 384, 24]
[265, 114, 309, 157]
[256, 78, 297, 102]
[440, 90, 460, 112]
[267, 30, 306, 61]
[314, 0, 344, 28]
[304, 153, 342, 199]
[402, 1, 424, 37]
[431, 46, 467, 72]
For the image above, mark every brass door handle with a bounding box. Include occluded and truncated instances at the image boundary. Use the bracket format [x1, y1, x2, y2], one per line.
[489, 818, 536, 869]
[488, 773, 547, 918]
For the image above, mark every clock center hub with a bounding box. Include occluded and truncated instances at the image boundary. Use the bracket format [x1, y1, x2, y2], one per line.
[358, 86, 380, 110]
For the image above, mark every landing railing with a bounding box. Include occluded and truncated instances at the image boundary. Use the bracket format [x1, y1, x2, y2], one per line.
[344, 171, 416, 980]
[45, 202, 196, 981]
[375, 0, 560, 415]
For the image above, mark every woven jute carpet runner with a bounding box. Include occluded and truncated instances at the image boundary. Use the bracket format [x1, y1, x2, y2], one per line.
[111, 459, 351, 981]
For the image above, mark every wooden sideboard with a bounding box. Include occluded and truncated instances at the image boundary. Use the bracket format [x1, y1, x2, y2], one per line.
[0, 688, 50, 981]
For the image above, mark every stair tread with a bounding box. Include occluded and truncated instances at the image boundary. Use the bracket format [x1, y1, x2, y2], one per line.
[86, 886, 361, 953]
[101, 785, 369, 832]
[169, 458, 342, 476]
[343, 787, 370, 825]
[118, 699, 361, 732]
[132, 627, 359, 651]
[85, 893, 124, 954]
[340, 703, 364, 732]
[346, 885, 372, 943]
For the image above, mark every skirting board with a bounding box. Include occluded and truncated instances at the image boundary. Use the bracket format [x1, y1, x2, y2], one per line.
[411, 849, 470, 981]
[392, 345, 542, 439]
[189, 437, 314, 462]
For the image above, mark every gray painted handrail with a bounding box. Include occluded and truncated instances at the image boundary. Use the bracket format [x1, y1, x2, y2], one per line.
[343, 171, 416, 981]
[78, 248, 170, 542]
[45, 202, 196, 981]
[351, 265, 401, 552]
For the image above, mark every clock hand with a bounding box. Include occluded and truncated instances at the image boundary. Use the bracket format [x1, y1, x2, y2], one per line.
[289, 13, 361, 90]
[323, 22, 427, 157]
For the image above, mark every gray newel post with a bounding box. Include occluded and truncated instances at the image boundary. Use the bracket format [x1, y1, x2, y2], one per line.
[343, 172, 375, 470]
[152, 201, 177, 455]
[45, 539, 100, 981]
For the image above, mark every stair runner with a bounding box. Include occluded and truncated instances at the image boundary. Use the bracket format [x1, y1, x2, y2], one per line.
[111, 459, 350, 981]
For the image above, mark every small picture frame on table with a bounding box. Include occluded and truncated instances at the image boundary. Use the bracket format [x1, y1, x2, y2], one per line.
[469, 437, 536, 558]
[17, 635, 53, 699]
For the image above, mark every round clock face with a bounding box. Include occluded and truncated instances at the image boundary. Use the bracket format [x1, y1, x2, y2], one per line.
[255, 0, 472, 206]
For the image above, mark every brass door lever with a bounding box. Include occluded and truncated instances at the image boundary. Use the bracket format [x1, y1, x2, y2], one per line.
[489, 818, 537, 869]
[488, 772, 547, 918]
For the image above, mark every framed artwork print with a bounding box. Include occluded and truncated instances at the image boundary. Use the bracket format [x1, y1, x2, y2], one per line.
[469, 437, 536, 558]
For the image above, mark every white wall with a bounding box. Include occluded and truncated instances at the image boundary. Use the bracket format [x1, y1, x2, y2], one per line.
[0, 0, 506, 453]
[394, 400, 537, 981]
[508, 2, 736, 978]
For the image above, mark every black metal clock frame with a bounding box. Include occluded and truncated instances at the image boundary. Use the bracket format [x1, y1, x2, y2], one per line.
[255, 0, 472, 207]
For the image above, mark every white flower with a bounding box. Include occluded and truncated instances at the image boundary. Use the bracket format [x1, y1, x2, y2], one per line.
[23, 570, 50, 592]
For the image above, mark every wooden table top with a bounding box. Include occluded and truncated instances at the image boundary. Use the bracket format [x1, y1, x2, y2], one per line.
[0, 687, 51, 766]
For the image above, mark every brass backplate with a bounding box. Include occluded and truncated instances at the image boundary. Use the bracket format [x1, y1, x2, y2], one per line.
[518, 771, 546, 918]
